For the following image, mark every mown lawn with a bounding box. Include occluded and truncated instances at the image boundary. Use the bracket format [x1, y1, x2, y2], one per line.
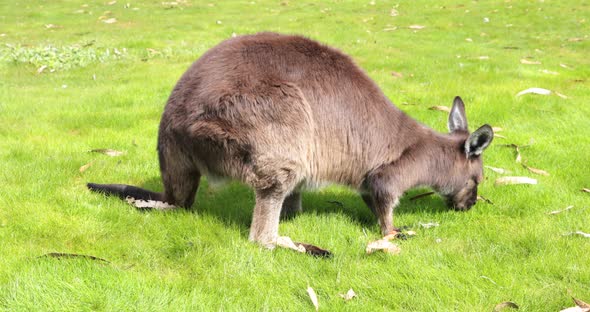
[0, 1, 589, 311]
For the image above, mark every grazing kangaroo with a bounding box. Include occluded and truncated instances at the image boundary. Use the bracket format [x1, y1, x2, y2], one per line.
[88, 32, 493, 256]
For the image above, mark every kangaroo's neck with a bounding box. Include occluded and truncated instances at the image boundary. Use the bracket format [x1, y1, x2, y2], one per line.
[387, 126, 465, 193]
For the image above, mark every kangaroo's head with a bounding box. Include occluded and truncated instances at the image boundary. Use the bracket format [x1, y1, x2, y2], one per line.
[437, 96, 494, 211]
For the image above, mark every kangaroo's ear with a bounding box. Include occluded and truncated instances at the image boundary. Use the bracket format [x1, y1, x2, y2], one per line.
[448, 96, 468, 133]
[465, 124, 494, 158]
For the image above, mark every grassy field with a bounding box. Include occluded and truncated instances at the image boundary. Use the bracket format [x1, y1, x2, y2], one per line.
[1, 0, 589, 310]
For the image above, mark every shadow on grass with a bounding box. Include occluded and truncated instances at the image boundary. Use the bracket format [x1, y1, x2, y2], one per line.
[137, 176, 452, 237]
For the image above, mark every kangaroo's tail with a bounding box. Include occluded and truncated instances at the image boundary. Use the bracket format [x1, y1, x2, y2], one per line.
[87, 183, 165, 202]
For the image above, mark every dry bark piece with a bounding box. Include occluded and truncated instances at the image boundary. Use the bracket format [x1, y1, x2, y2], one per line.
[548, 205, 573, 215]
[495, 176, 537, 186]
[307, 286, 319, 311]
[366, 239, 401, 254]
[494, 301, 519, 311]
[428, 105, 450, 112]
[90, 148, 124, 156]
[339, 289, 357, 301]
[582, 188, 590, 193]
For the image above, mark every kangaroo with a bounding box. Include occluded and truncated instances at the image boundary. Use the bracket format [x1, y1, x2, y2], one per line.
[88, 32, 493, 256]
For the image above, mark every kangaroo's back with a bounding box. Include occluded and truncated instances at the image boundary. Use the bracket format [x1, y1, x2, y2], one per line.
[163, 32, 422, 186]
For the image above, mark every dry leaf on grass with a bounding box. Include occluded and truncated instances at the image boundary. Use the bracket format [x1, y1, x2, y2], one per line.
[547, 205, 573, 215]
[37, 65, 47, 74]
[391, 71, 403, 78]
[485, 166, 510, 174]
[516, 87, 551, 96]
[428, 105, 450, 112]
[540, 69, 559, 75]
[520, 59, 541, 65]
[339, 289, 357, 301]
[90, 148, 124, 156]
[555, 91, 569, 99]
[494, 301, 519, 311]
[103, 18, 117, 24]
[560, 297, 590, 312]
[276, 236, 305, 253]
[409, 25, 425, 30]
[307, 286, 319, 311]
[582, 188, 590, 193]
[419, 222, 439, 228]
[522, 164, 549, 176]
[107, 0, 117, 5]
[495, 176, 537, 186]
[410, 191, 435, 200]
[492, 127, 503, 132]
[406, 230, 417, 236]
[126, 197, 176, 210]
[79, 162, 92, 173]
[477, 195, 494, 204]
[40, 252, 109, 263]
[366, 239, 401, 254]
[563, 231, 590, 238]
[45, 24, 61, 29]
[500, 143, 526, 163]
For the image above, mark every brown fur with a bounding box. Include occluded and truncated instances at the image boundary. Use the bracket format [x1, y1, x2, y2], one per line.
[89, 32, 493, 249]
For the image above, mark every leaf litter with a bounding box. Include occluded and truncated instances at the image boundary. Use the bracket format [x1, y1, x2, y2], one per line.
[79, 162, 92, 173]
[339, 289, 357, 301]
[428, 105, 450, 112]
[485, 165, 510, 174]
[40, 252, 110, 263]
[366, 239, 401, 255]
[90, 148, 124, 156]
[547, 205, 573, 215]
[126, 197, 176, 210]
[494, 301, 519, 311]
[307, 286, 319, 311]
[522, 163, 549, 176]
[563, 231, 590, 238]
[560, 297, 590, 312]
[516, 87, 551, 96]
[495, 176, 538, 186]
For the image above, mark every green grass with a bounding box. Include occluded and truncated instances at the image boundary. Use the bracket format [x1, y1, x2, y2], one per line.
[1, 0, 589, 311]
